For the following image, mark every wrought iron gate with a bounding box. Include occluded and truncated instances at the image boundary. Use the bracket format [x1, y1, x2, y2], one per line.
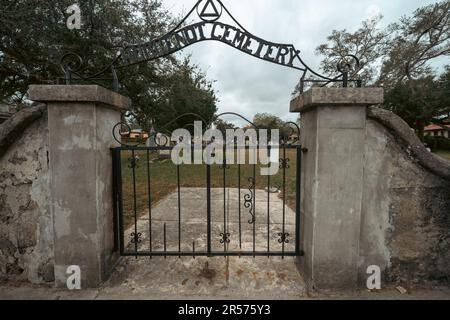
[112, 142, 303, 259]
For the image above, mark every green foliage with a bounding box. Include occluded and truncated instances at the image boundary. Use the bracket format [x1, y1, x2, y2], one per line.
[214, 118, 237, 135]
[437, 66, 450, 108]
[424, 136, 450, 151]
[253, 113, 292, 139]
[384, 76, 445, 135]
[384, 67, 450, 138]
[129, 58, 218, 133]
[253, 113, 285, 130]
[0, 0, 217, 130]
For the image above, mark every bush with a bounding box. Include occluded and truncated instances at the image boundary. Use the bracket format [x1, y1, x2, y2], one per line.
[424, 136, 450, 151]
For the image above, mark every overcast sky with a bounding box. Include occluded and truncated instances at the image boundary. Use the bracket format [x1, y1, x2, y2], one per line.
[161, 0, 440, 125]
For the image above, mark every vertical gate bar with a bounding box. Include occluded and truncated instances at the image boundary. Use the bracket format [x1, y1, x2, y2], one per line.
[116, 149, 125, 255]
[164, 223, 167, 259]
[267, 147, 270, 256]
[252, 162, 256, 257]
[295, 145, 302, 256]
[206, 164, 212, 255]
[282, 146, 286, 259]
[112, 149, 118, 252]
[147, 150, 152, 258]
[238, 164, 242, 249]
[131, 149, 138, 257]
[177, 165, 181, 256]
[223, 153, 227, 254]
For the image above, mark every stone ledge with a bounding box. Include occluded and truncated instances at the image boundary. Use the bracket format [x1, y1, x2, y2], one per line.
[28, 85, 131, 111]
[0, 104, 46, 159]
[368, 106, 450, 180]
[290, 87, 384, 113]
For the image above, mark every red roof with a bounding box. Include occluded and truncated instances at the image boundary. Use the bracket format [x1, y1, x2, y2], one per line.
[424, 124, 450, 131]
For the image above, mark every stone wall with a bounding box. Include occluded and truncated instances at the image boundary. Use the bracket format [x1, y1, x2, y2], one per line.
[0, 105, 54, 283]
[359, 107, 450, 287]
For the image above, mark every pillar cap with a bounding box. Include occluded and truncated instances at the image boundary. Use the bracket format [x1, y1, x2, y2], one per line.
[290, 87, 384, 113]
[28, 85, 131, 111]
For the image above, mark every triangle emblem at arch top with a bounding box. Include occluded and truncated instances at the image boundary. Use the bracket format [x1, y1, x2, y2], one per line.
[200, 0, 221, 18]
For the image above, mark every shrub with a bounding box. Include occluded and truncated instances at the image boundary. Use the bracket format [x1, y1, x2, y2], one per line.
[424, 136, 450, 151]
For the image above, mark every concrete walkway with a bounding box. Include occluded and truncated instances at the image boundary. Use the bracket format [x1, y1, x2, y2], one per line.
[106, 188, 305, 299]
[126, 188, 297, 254]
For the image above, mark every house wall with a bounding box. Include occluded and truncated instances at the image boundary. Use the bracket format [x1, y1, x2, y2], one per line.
[425, 130, 450, 139]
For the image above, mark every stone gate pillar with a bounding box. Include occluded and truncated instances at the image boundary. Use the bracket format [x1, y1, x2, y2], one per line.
[28, 85, 131, 288]
[290, 87, 383, 291]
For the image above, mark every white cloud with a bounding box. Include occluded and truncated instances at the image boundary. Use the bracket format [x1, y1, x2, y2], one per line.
[366, 4, 382, 19]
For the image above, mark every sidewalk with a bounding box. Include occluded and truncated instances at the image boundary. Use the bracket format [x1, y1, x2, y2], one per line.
[0, 280, 449, 300]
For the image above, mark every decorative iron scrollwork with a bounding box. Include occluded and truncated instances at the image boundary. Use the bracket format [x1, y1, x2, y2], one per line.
[112, 112, 208, 147]
[131, 232, 142, 244]
[279, 158, 290, 169]
[278, 232, 290, 244]
[112, 119, 142, 147]
[279, 121, 300, 145]
[220, 232, 231, 244]
[244, 177, 255, 224]
[128, 155, 140, 169]
[337, 55, 360, 76]
[60, 52, 83, 75]
[59, 52, 119, 91]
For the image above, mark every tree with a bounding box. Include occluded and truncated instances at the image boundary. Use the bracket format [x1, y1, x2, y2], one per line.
[0, 0, 217, 130]
[437, 66, 450, 113]
[1, 0, 167, 102]
[214, 119, 237, 136]
[253, 113, 284, 130]
[252, 113, 292, 139]
[152, 59, 218, 133]
[312, 0, 450, 140]
[124, 57, 217, 133]
[314, 1, 450, 88]
[380, 0, 450, 87]
[315, 14, 389, 86]
[384, 76, 446, 139]
[381, 1, 450, 139]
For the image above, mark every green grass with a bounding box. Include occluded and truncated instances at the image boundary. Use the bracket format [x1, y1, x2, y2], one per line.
[119, 148, 299, 228]
[435, 149, 450, 161]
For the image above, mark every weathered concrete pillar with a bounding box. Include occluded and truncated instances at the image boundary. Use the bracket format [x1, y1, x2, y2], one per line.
[290, 87, 383, 292]
[28, 85, 131, 288]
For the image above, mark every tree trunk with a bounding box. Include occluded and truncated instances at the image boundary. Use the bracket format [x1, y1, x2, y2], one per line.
[416, 120, 425, 142]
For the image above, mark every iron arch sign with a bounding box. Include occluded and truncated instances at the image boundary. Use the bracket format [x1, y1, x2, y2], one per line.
[60, 0, 362, 92]
[120, 0, 304, 71]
